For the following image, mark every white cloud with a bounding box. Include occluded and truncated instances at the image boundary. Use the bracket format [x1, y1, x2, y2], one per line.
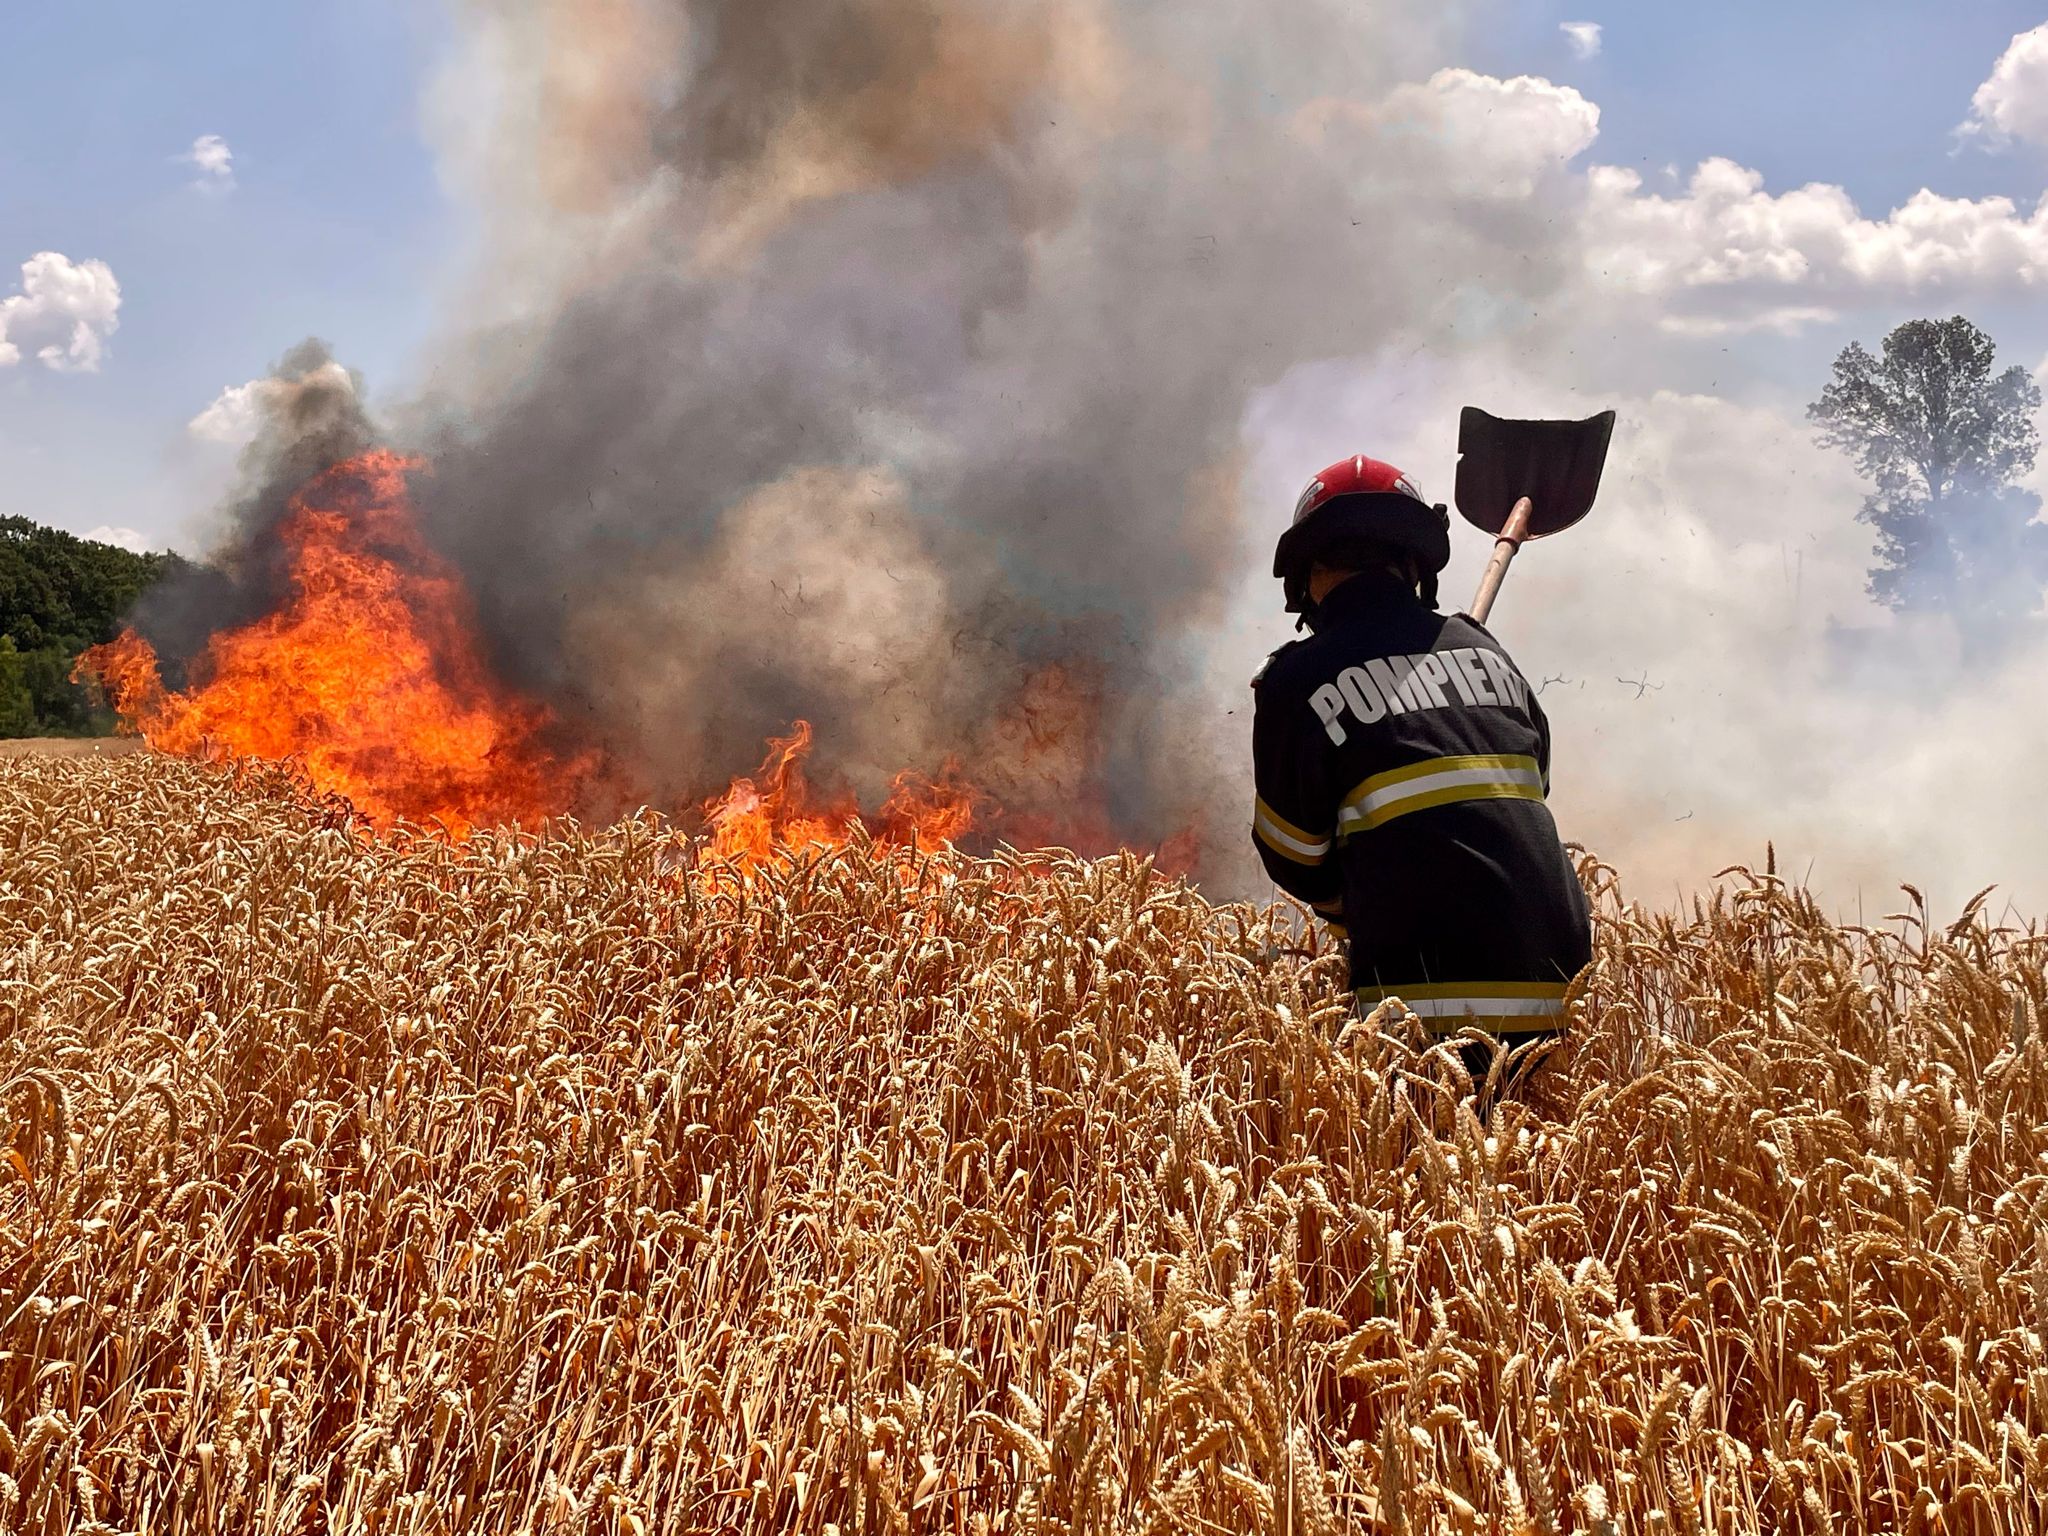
[0, 252, 122, 372]
[1299, 66, 2048, 336]
[83, 526, 153, 555]
[1960, 24, 2048, 148]
[184, 134, 236, 194]
[1385, 68, 1602, 179]
[1580, 158, 2048, 327]
[188, 361, 357, 447]
[1301, 68, 1600, 198]
[1561, 21, 1603, 61]
[187, 380, 270, 445]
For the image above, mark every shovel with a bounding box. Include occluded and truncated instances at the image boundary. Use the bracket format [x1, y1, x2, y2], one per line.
[1455, 407, 1616, 625]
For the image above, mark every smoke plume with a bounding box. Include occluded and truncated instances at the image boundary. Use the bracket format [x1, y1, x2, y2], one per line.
[136, 340, 376, 684]
[139, 0, 1571, 871]
[323, 0, 1539, 855]
[145, 0, 2048, 911]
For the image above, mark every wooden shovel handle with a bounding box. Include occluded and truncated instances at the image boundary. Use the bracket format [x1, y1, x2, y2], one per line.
[1467, 497, 1533, 626]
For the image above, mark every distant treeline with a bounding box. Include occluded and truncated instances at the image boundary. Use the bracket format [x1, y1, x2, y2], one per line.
[0, 519, 187, 737]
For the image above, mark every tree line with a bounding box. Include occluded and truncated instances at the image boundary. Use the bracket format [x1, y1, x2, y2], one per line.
[0, 521, 187, 737]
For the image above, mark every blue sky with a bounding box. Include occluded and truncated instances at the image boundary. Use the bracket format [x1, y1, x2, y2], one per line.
[1474, 2, 2048, 211]
[7, 3, 2048, 549]
[1455, 3, 2048, 402]
[1, 1, 451, 544]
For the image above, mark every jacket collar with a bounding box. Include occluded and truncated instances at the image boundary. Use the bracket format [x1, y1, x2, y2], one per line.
[1309, 568, 1428, 628]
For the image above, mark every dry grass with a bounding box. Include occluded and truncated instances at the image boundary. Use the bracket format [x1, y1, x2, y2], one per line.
[3, 753, 2045, 1535]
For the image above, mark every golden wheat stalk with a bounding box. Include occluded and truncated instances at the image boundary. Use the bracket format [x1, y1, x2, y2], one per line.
[0, 752, 2043, 1534]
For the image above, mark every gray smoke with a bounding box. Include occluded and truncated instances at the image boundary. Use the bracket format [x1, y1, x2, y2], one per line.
[135, 0, 1600, 870]
[372, 0, 1566, 855]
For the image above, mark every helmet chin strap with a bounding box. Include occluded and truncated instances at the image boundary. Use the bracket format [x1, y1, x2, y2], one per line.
[1293, 578, 1329, 633]
[1283, 571, 1312, 628]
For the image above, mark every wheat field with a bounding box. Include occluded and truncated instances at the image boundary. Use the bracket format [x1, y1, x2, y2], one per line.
[2, 754, 2045, 1534]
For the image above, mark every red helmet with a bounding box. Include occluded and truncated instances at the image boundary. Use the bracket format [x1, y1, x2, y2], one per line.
[1274, 454, 1450, 614]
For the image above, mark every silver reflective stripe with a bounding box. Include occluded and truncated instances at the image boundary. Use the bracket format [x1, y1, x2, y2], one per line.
[1254, 797, 1332, 866]
[1397, 995, 1563, 1020]
[1356, 980, 1570, 1036]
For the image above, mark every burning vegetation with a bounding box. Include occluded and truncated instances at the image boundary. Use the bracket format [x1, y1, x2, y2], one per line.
[79, 447, 1186, 868]
[79, 452, 593, 840]
[701, 720, 980, 867]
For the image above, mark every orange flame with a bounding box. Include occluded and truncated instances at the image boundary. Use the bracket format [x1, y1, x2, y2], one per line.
[78, 451, 594, 838]
[76, 450, 1199, 877]
[701, 720, 982, 873]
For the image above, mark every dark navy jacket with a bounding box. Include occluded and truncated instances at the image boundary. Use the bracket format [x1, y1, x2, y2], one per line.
[1250, 570, 1591, 1036]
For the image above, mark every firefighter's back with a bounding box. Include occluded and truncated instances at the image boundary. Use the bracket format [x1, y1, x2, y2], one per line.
[1255, 572, 1591, 1034]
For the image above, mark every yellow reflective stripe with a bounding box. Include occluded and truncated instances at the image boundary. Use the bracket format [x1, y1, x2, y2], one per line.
[1255, 797, 1330, 850]
[1335, 754, 1545, 837]
[1253, 797, 1332, 865]
[1353, 753, 1536, 793]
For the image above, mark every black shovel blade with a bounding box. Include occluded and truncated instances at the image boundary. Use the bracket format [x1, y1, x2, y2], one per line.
[1454, 407, 1616, 538]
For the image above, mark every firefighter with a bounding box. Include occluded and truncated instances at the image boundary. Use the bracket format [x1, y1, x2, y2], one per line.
[1251, 453, 1592, 1095]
